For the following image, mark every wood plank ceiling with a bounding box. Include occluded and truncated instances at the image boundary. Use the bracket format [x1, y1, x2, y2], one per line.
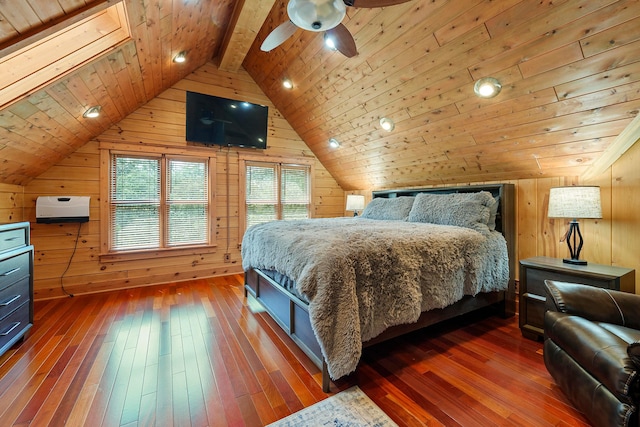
[1, 0, 640, 191]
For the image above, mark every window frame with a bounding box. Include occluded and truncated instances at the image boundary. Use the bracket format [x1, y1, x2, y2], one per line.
[100, 143, 217, 262]
[239, 154, 314, 235]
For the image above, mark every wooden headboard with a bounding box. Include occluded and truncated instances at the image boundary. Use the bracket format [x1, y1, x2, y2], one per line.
[372, 183, 516, 315]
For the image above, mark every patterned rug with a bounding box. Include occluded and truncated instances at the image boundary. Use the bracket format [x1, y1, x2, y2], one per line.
[267, 386, 398, 427]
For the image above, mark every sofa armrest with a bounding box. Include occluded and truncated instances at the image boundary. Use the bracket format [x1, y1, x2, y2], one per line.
[545, 280, 640, 329]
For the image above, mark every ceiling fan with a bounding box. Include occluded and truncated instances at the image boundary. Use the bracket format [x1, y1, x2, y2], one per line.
[261, 0, 411, 58]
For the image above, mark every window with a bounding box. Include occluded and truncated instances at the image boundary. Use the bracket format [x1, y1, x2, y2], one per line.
[244, 161, 311, 229]
[106, 152, 214, 254]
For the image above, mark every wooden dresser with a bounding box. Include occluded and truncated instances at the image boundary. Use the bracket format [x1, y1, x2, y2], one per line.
[0, 222, 34, 356]
[519, 256, 635, 340]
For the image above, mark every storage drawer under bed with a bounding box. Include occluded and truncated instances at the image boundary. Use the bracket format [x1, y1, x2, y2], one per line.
[245, 269, 322, 365]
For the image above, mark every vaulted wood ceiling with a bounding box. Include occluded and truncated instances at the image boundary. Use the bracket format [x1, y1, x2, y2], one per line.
[1, 0, 640, 190]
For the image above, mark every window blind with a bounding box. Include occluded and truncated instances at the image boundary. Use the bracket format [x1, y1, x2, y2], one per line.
[245, 162, 310, 228]
[109, 154, 210, 251]
[246, 164, 278, 227]
[111, 155, 161, 250]
[166, 158, 208, 246]
[281, 166, 310, 220]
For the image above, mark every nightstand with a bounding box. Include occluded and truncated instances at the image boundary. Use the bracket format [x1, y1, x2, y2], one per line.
[519, 256, 635, 340]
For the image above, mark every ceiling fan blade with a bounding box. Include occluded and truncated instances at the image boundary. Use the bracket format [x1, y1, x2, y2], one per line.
[261, 20, 298, 52]
[326, 24, 357, 58]
[345, 0, 411, 7]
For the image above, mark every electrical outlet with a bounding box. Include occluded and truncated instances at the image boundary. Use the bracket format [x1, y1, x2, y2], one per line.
[224, 253, 231, 263]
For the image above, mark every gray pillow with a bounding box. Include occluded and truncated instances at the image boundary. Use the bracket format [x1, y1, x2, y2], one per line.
[407, 191, 496, 234]
[360, 196, 415, 221]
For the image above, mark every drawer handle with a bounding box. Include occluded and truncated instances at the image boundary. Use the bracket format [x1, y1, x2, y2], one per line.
[0, 267, 20, 277]
[0, 321, 20, 336]
[4, 237, 20, 242]
[0, 295, 21, 307]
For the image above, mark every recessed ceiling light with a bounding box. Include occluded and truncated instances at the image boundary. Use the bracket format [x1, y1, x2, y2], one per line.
[379, 117, 395, 132]
[173, 51, 187, 63]
[83, 106, 101, 118]
[329, 138, 340, 148]
[283, 79, 293, 89]
[474, 77, 501, 98]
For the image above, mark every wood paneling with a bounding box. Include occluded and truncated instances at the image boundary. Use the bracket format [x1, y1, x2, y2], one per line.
[0, 0, 235, 186]
[0, 183, 24, 223]
[23, 62, 344, 299]
[1, 1, 640, 192]
[244, 0, 640, 190]
[0, 275, 589, 426]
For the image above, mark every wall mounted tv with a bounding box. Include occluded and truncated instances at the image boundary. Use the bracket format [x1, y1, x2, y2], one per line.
[185, 91, 268, 149]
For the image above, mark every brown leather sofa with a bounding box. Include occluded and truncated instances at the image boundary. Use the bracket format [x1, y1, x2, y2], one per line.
[544, 280, 640, 427]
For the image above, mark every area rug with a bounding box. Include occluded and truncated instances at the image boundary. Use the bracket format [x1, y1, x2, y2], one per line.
[267, 386, 398, 427]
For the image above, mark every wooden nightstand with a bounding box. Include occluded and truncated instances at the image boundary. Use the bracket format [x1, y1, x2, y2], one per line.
[519, 256, 635, 340]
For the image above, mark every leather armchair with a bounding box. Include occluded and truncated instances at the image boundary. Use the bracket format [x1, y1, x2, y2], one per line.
[544, 280, 640, 427]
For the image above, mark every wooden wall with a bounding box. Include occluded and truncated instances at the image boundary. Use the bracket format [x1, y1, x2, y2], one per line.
[0, 183, 24, 223]
[1, 61, 637, 299]
[22, 62, 345, 300]
[345, 139, 640, 293]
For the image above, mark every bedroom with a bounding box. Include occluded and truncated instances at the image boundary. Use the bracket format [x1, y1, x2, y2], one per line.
[0, 0, 639, 425]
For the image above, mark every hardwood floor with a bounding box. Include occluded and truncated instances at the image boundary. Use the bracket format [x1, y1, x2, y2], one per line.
[0, 275, 590, 426]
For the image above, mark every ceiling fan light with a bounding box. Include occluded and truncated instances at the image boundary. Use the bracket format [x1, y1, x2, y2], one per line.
[83, 106, 101, 118]
[288, 0, 346, 32]
[324, 33, 337, 50]
[329, 138, 340, 148]
[474, 77, 501, 98]
[380, 117, 395, 132]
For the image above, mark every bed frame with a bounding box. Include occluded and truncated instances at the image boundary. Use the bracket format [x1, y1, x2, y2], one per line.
[244, 183, 516, 392]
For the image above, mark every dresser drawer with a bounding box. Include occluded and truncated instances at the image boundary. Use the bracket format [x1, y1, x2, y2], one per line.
[0, 301, 31, 354]
[0, 276, 30, 321]
[0, 227, 27, 253]
[0, 250, 30, 290]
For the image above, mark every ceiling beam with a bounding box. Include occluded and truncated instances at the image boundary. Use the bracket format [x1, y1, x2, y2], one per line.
[582, 113, 640, 180]
[217, 0, 277, 72]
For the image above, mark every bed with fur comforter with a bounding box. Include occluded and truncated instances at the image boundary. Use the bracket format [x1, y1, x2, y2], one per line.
[242, 217, 509, 380]
[242, 185, 515, 387]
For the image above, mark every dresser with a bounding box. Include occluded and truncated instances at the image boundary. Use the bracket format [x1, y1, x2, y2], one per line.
[0, 222, 34, 356]
[519, 256, 635, 340]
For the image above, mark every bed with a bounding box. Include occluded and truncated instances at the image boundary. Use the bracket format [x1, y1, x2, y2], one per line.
[242, 183, 516, 392]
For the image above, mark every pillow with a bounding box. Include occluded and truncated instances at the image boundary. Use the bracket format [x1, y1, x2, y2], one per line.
[629, 342, 640, 368]
[407, 191, 496, 234]
[360, 196, 415, 221]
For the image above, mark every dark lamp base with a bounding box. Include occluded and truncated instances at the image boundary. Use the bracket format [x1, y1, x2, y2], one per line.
[563, 258, 587, 265]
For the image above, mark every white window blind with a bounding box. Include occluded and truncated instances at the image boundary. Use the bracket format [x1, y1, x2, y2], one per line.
[281, 166, 310, 220]
[245, 162, 310, 228]
[166, 158, 208, 246]
[110, 153, 210, 251]
[111, 155, 161, 250]
[246, 164, 278, 228]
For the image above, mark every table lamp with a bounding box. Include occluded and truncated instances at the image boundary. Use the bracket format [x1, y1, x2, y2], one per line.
[547, 186, 602, 265]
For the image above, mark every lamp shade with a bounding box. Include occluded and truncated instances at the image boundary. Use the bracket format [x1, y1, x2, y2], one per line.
[548, 186, 602, 219]
[346, 194, 365, 211]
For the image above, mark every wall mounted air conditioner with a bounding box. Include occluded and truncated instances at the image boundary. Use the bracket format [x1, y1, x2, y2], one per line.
[36, 196, 90, 223]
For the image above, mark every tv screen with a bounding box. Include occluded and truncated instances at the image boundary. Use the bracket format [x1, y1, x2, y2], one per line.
[185, 91, 268, 149]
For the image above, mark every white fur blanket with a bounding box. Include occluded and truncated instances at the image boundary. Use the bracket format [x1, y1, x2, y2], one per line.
[241, 218, 509, 379]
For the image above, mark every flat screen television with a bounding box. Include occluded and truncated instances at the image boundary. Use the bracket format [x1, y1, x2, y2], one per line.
[185, 91, 268, 149]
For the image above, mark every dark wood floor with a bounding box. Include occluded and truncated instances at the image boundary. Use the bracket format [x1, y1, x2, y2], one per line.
[0, 275, 590, 426]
